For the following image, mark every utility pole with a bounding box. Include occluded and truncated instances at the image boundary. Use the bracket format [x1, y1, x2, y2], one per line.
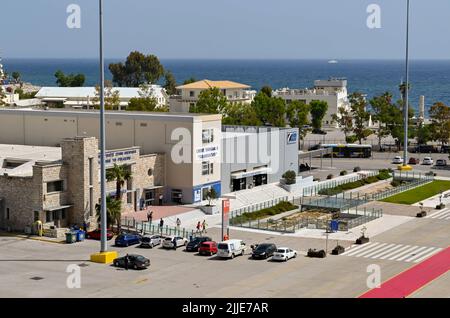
[99, 0, 107, 253]
[402, 0, 411, 168]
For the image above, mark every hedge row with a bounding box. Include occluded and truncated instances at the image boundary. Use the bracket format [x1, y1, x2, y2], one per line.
[318, 170, 391, 196]
[231, 201, 298, 224]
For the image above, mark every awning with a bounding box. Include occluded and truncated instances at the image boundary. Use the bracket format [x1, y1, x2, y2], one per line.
[45, 205, 72, 211]
[231, 167, 271, 179]
[42, 98, 67, 102]
[144, 185, 164, 191]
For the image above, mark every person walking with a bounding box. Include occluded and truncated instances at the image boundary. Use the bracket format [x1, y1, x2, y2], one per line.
[159, 193, 164, 206]
[124, 254, 129, 271]
[147, 211, 151, 223]
[202, 219, 208, 234]
[196, 221, 202, 234]
[159, 218, 164, 234]
[176, 218, 181, 230]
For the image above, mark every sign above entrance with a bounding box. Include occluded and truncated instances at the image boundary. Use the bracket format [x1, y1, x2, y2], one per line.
[99, 148, 138, 167]
[196, 145, 219, 160]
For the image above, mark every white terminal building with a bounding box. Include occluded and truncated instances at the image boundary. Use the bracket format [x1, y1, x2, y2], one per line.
[273, 78, 350, 127]
[0, 108, 298, 234]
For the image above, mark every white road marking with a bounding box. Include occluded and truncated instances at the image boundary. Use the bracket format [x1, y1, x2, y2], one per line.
[413, 248, 443, 263]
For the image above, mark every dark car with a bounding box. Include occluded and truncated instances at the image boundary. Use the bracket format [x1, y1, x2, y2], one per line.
[115, 233, 142, 247]
[412, 145, 438, 153]
[408, 157, 420, 165]
[252, 243, 277, 259]
[186, 236, 212, 252]
[113, 254, 150, 270]
[86, 229, 114, 240]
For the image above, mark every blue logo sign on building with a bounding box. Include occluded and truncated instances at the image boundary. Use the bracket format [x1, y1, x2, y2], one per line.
[287, 131, 298, 144]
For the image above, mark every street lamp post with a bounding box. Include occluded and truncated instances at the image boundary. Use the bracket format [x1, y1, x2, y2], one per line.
[402, 0, 410, 167]
[98, 0, 107, 253]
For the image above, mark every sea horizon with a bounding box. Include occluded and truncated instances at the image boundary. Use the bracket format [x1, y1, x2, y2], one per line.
[3, 58, 450, 112]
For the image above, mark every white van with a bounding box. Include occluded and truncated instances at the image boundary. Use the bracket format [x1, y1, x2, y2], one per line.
[217, 239, 246, 259]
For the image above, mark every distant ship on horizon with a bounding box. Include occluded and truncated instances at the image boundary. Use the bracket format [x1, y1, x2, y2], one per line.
[328, 59, 338, 64]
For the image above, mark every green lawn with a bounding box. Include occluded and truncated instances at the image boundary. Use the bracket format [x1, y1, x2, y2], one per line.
[381, 180, 450, 205]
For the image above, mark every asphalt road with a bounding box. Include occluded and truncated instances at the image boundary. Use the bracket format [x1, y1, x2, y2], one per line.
[0, 213, 448, 298]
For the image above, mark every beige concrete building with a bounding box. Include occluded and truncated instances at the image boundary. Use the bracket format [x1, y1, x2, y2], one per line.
[0, 137, 165, 235]
[169, 79, 256, 113]
[0, 108, 222, 205]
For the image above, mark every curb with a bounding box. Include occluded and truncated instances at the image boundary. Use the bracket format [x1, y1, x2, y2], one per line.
[0, 232, 65, 244]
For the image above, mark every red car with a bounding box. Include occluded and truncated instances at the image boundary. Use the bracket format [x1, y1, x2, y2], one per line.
[408, 157, 420, 165]
[86, 229, 114, 240]
[198, 241, 218, 256]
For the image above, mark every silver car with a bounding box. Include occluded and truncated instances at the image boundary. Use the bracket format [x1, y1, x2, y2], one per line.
[139, 235, 163, 248]
[162, 236, 188, 249]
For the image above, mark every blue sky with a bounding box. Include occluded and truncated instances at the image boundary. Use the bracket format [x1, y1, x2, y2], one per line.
[2, 0, 450, 59]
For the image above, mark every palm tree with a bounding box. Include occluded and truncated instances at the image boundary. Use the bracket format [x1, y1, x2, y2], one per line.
[106, 164, 132, 200]
[96, 196, 122, 232]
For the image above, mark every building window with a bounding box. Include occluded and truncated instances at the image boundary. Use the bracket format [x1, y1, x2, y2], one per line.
[47, 180, 64, 193]
[202, 162, 214, 176]
[202, 129, 214, 144]
[46, 211, 52, 223]
[61, 210, 66, 220]
[148, 168, 153, 176]
[127, 192, 132, 204]
[34, 211, 39, 222]
[6, 208, 10, 220]
[189, 91, 195, 97]
[115, 122, 122, 126]
[140, 123, 148, 127]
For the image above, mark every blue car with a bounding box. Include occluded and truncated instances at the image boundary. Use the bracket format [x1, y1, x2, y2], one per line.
[115, 233, 142, 247]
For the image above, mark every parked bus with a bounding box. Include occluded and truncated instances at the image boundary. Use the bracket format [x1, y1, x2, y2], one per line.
[320, 144, 372, 158]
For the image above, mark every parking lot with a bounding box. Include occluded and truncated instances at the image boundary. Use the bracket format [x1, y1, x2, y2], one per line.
[1, 215, 448, 298]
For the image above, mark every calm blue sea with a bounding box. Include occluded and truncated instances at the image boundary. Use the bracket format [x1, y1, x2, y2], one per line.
[3, 58, 450, 111]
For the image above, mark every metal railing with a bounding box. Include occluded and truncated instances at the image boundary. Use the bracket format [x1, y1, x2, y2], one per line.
[229, 196, 289, 220]
[302, 170, 379, 196]
[230, 207, 383, 233]
[121, 217, 198, 239]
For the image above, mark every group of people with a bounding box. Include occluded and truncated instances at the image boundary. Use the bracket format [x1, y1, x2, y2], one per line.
[196, 220, 208, 234]
[145, 207, 207, 235]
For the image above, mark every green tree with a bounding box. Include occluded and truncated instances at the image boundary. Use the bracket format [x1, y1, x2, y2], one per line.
[95, 196, 122, 231]
[349, 92, 372, 144]
[12, 71, 21, 83]
[429, 102, 450, 147]
[205, 188, 218, 206]
[370, 92, 394, 150]
[416, 123, 433, 145]
[286, 100, 310, 139]
[332, 106, 353, 141]
[190, 87, 228, 114]
[252, 92, 286, 127]
[260, 85, 273, 97]
[109, 51, 164, 87]
[183, 77, 197, 85]
[389, 100, 415, 151]
[163, 71, 177, 95]
[0, 86, 5, 106]
[310, 100, 328, 132]
[54, 70, 85, 87]
[92, 80, 121, 110]
[106, 164, 132, 200]
[127, 84, 168, 112]
[222, 102, 262, 126]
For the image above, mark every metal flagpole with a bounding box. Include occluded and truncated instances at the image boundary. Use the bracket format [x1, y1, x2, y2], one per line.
[99, 0, 107, 253]
[403, 0, 410, 166]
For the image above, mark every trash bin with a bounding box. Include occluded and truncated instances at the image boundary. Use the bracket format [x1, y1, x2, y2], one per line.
[65, 232, 77, 244]
[75, 230, 85, 242]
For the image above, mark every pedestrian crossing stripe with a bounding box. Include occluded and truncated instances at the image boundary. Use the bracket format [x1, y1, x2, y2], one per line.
[426, 208, 450, 220]
[341, 242, 443, 263]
